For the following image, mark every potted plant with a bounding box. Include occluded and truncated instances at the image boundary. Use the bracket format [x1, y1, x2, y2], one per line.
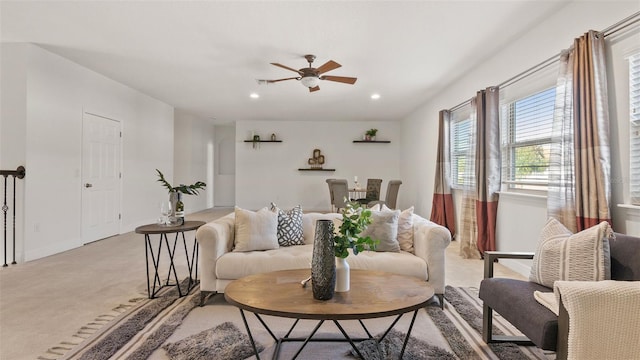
[156, 169, 206, 225]
[365, 128, 378, 141]
[333, 200, 378, 291]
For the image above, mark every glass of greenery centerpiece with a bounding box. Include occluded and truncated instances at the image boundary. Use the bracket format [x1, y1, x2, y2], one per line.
[156, 169, 206, 225]
[333, 200, 378, 292]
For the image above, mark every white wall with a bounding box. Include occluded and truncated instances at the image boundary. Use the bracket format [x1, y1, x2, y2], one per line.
[399, 2, 640, 275]
[214, 124, 236, 207]
[0, 43, 28, 264]
[236, 120, 400, 211]
[1, 43, 175, 262]
[174, 109, 215, 212]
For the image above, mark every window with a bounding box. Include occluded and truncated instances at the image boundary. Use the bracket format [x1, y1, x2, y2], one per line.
[501, 87, 556, 191]
[450, 105, 474, 188]
[630, 52, 640, 205]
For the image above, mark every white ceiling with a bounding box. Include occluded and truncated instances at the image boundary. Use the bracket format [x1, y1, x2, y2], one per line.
[1, 0, 572, 124]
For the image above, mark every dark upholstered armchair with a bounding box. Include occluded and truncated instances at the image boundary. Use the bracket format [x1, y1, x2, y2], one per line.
[479, 232, 640, 359]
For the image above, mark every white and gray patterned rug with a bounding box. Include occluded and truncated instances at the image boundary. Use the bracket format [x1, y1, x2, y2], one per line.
[42, 284, 554, 360]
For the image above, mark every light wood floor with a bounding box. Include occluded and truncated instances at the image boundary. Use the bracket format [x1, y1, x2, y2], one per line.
[0, 207, 524, 360]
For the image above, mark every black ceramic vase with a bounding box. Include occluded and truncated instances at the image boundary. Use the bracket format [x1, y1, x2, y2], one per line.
[311, 219, 336, 300]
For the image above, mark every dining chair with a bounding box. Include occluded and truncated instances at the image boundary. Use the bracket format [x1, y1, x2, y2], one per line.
[329, 179, 349, 213]
[369, 180, 402, 209]
[356, 179, 382, 205]
[325, 179, 337, 212]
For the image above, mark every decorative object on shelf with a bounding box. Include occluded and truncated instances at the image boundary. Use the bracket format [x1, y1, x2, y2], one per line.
[364, 128, 378, 141]
[155, 169, 206, 225]
[271, 133, 276, 141]
[311, 219, 336, 300]
[333, 201, 377, 292]
[252, 134, 260, 149]
[354, 175, 360, 190]
[307, 148, 326, 169]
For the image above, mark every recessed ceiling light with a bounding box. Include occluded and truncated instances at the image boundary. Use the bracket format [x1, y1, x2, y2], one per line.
[250, 93, 260, 99]
[371, 93, 381, 100]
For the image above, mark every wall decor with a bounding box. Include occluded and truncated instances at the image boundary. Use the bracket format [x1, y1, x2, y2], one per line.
[308, 148, 325, 169]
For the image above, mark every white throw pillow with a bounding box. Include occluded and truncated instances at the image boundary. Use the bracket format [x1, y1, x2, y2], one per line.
[369, 204, 381, 211]
[383, 205, 414, 252]
[529, 218, 612, 288]
[361, 209, 400, 252]
[233, 207, 279, 252]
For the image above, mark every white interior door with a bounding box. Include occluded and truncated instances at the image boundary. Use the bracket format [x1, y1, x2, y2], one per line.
[82, 112, 121, 243]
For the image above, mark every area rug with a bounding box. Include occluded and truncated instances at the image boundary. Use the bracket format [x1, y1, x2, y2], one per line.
[44, 285, 554, 360]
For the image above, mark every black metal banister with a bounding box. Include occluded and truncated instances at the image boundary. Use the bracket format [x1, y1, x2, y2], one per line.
[1, 166, 25, 267]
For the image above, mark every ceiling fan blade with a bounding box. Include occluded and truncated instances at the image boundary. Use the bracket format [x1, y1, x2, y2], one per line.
[271, 63, 303, 75]
[316, 60, 341, 75]
[262, 77, 299, 83]
[309, 86, 320, 92]
[320, 75, 357, 85]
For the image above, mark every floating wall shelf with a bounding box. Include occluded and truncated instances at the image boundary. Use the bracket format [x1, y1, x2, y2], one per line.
[298, 168, 336, 172]
[353, 140, 391, 143]
[244, 140, 283, 143]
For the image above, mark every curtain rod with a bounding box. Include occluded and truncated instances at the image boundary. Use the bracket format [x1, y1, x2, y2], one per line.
[447, 11, 640, 112]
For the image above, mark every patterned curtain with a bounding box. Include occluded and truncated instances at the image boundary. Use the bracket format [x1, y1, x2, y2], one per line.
[430, 110, 456, 238]
[474, 87, 501, 255]
[459, 102, 480, 259]
[548, 30, 611, 232]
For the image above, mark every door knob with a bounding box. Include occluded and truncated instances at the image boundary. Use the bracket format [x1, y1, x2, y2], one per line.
[85, 183, 93, 188]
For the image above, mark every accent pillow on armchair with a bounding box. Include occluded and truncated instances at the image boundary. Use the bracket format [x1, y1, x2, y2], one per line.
[529, 218, 612, 288]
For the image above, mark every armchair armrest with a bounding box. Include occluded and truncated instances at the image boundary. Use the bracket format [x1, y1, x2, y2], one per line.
[483, 251, 534, 279]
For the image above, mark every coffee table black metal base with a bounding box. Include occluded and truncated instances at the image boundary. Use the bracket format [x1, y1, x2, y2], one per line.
[135, 221, 205, 298]
[238, 308, 420, 360]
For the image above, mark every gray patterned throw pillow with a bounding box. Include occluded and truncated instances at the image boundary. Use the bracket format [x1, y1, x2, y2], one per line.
[270, 203, 304, 246]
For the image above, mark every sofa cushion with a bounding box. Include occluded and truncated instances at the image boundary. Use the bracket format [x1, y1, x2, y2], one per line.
[383, 205, 414, 252]
[361, 209, 400, 252]
[302, 213, 342, 245]
[270, 203, 304, 246]
[529, 218, 612, 288]
[479, 278, 558, 351]
[233, 207, 279, 252]
[216, 244, 427, 281]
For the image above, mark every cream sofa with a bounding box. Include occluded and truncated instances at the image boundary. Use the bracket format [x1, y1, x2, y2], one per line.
[195, 211, 451, 306]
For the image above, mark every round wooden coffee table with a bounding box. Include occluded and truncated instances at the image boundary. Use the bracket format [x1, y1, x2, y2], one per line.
[225, 269, 434, 359]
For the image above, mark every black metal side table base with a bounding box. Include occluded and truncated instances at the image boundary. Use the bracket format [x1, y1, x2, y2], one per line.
[238, 308, 420, 360]
[136, 221, 204, 299]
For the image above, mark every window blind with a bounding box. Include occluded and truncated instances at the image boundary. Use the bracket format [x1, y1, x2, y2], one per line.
[450, 103, 474, 188]
[500, 87, 555, 191]
[630, 52, 640, 205]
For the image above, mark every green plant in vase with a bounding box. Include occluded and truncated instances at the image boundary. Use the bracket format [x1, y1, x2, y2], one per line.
[334, 200, 377, 258]
[333, 200, 378, 292]
[156, 169, 206, 225]
[365, 128, 378, 141]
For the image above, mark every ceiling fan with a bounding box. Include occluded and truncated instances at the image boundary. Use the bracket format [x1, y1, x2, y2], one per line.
[257, 54, 357, 92]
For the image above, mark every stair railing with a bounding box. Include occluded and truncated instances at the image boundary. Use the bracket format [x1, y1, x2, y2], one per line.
[1, 166, 26, 267]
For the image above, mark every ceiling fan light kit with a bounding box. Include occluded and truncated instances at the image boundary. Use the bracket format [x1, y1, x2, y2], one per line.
[259, 54, 357, 92]
[300, 76, 319, 88]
